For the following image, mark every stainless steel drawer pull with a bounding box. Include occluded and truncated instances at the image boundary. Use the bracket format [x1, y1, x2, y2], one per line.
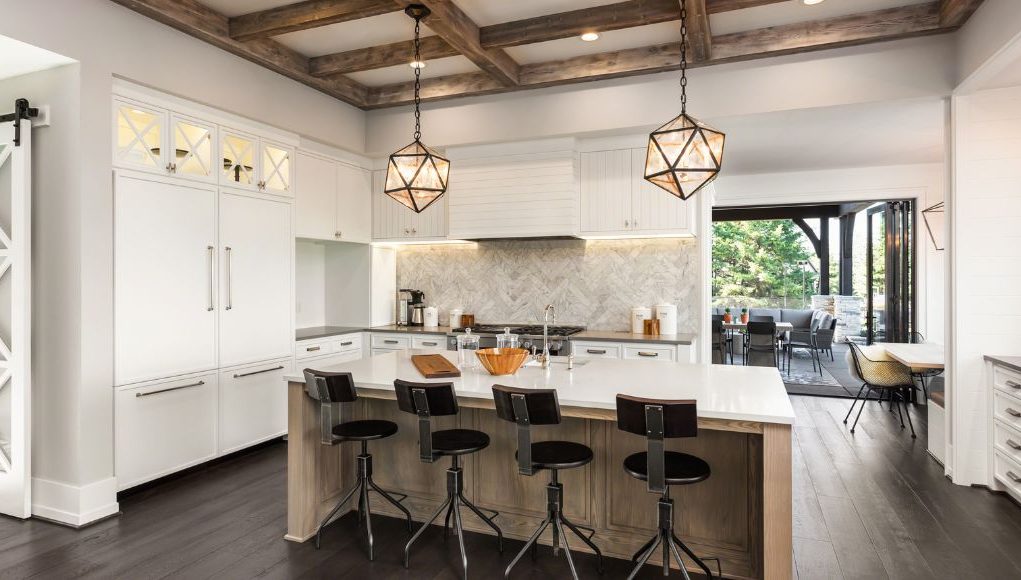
[306, 346, 321, 352]
[1007, 408, 1021, 418]
[1008, 471, 1021, 483]
[638, 351, 659, 357]
[1008, 439, 1021, 451]
[422, 341, 438, 346]
[136, 380, 205, 398]
[587, 349, 607, 355]
[224, 246, 233, 311]
[384, 339, 400, 344]
[340, 341, 354, 347]
[1007, 380, 1021, 389]
[207, 245, 215, 311]
[234, 365, 284, 379]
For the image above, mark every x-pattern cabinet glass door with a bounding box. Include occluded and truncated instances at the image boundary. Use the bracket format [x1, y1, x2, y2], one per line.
[170, 114, 216, 183]
[114, 99, 166, 172]
[220, 128, 293, 196]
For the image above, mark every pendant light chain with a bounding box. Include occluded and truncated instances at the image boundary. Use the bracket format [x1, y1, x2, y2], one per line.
[413, 16, 422, 141]
[679, 3, 688, 115]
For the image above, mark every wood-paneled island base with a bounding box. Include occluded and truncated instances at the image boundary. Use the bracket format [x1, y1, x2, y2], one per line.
[285, 351, 795, 580]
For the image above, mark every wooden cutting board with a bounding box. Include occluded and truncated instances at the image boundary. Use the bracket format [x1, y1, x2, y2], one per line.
[411, 354, 461, 379]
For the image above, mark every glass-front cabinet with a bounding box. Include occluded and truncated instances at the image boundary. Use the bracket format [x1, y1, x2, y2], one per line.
[261, 141, 292, 195]
[170, 114, 215, 182]
[221, 130, 258, 189]
[114, 100, 165, 171]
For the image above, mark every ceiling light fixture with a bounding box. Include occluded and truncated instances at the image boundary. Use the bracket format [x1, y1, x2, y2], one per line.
[409, 60, 426, 69]
[384, 4, 450, 214]
[580, 32, 600, 41]
[802, 0, 825, 5]
[642, 2, 725, 200]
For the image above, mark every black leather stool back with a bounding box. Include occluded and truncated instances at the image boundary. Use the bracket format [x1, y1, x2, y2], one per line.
[394, 379, 456, 462]
[303, 369, 357, 403]
[616, 395, 697, 493]
[492, 385, 560, 475]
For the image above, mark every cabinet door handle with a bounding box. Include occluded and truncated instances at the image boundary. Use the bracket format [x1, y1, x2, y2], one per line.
[587, 349, 607, 355]
[335, 231, 342, 239]
[384, 339, 400, 345]
[306, 346, 321, 352]
[632, 219, 638, 228]
[624, 220, 629, 228]
[412, 228, 417, 234]
[224, 246, 233, 310]
[233, 365, 285, 379]
[136, 380, 205, 398]
[422, 341, 438, 346]
[1007, 439, 1021, 451]
[1007, 380, 1020, 389]
[340, 341, 354, 346]
[1007, 408, 1021, 418]
[207, 245, 215, 311]
[1008, 471, 1021, 484]
[637, 351, 659, 357]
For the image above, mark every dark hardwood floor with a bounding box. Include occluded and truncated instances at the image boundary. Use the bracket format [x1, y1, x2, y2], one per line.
[1, 395, 1020, 579]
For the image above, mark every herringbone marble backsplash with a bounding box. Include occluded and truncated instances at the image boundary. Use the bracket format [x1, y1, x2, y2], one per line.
[396, 238, 699, 332]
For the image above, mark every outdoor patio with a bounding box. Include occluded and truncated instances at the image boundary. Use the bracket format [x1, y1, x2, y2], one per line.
[728, 341, 862, 398]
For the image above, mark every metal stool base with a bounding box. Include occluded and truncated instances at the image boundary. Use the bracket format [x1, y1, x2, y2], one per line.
[627, 494, 718, 580]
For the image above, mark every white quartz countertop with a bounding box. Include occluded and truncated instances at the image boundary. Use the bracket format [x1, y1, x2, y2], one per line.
[286, 350, 795, 425]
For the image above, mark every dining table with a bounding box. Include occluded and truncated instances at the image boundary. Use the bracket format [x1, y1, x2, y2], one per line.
[883, 342, 945, 370]
[723, 321, 794, 332]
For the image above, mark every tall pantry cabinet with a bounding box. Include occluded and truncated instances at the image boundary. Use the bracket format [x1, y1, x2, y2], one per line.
[112, 85, 294, 490]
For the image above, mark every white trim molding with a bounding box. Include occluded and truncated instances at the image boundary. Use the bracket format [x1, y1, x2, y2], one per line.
[31, 476, 119, 527]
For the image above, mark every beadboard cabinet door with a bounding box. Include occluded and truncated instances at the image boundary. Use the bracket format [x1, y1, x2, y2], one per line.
[294, 151, 337, 239]
[371, 169, 447, 240]
[580, 150, 632, 233]
[219, 192, 292, 368]
[336, 162, 371, 243]
[629, 148, 693, 235]
[114, 172, 218, 385]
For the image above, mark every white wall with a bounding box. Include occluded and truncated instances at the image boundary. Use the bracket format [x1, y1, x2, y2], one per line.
[295, 241, 326, 328]
[955, 0, 1021, 89]
[949, 86, 1021, 485]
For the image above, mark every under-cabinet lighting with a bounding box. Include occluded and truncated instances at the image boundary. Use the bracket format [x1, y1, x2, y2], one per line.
[371, 239, 476, 248]
[579, 233, 696, 241]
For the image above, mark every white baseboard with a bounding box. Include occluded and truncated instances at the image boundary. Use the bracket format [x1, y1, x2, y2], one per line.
[32, 476, 120, 527]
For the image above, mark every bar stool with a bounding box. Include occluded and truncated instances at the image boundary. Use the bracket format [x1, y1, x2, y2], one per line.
[302, 369, 412, 558]
[492, 385, 603, 579]
[616, 395, 718, 580]
[395, 379, 503, 577]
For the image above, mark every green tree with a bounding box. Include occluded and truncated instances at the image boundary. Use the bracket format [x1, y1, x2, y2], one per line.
[712, 220, 818, 308]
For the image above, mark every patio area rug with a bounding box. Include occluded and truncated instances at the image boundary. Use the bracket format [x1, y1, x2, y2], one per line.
[782, 351, 857, 398]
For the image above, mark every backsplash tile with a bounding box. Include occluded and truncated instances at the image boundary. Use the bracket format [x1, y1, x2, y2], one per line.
[396, 238, 698, 332]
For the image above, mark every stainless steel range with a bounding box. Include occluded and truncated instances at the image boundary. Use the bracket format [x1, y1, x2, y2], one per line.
[445, 324, 585, 356]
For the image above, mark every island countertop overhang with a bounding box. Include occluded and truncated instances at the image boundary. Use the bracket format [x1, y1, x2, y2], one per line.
[285, 350, 795, 426]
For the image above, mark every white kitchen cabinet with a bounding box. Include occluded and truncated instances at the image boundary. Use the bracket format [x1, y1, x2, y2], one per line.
[412, 336, 446, 350]
[115, 372, 219, 490]
[623, 344, 677, 362]
[114, 172, 218, 386]
[169, 113, 217, 183]
[572, 341, 622, 359]
[295, 333, 363, 361]
[218, 359, 291, 454]
[220, 129, 293, 196]
[580, 149, 694, 237]
[573, 339, 695, 363]
[114, 99, 167, 173]
[371, 333, 411, 349]
[219, 192, 293, 368]
[261, 140, 294, 195]
[294, 151, 337, 240]
[336, 162, 372, 243]
[372, 170, 448, 241]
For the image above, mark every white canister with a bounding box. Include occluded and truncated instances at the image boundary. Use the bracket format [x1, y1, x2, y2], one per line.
[424, 306, 439, 328]
[654, 303, 678, 335]
[631, 306, 652, 334]
[448, 308, 463, 328]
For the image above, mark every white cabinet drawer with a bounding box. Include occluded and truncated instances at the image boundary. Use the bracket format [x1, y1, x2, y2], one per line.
[335, 334, 362, 353]
[993, 390, 1021, 430]
[573, 342, 622, 359]
[116, 373, 218, 490]
[994, 451, 1021, 498]
[623, 344, 676, 362]
[218, 359, 290, 454]
[993, 365, 1021, 398]
[296, 338, 334, 360]
[412, 336, 445, 350]
[371, 347, 403, 357]
[371, 334, 410, 349]
[994, 421, 1021, 465]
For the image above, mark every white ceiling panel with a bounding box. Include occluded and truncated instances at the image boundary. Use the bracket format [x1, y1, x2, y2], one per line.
[200, 0, 297, 18]
[276, 12, 436, 57]
[0, 35, 75, 81]
[506, 21, 681, 65]
[346, 55, 480, 87]
[455, 0, 627, 27]
[710, 0, 932, 36]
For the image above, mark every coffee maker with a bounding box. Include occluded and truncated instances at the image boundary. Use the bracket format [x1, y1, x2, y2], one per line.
[396, 289, 426, 326]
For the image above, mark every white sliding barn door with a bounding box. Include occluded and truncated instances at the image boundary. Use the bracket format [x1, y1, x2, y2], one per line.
[0, 119, 32, 518]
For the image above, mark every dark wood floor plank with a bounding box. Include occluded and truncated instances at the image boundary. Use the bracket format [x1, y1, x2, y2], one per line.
[816, 494, 888, 580]
[793, 537, 843, 579]
[794, 426, 851, 499]
[792, 433, 831, 542]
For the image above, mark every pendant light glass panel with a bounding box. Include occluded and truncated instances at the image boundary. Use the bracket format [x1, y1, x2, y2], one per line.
[644, 112, 724, 200]
[385, 140, 450, 213]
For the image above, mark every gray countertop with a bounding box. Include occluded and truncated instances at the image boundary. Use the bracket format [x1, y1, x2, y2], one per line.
[985, 355, 1021, 374]
[296, 325, 452, 341]
[574, 330, 696, 345]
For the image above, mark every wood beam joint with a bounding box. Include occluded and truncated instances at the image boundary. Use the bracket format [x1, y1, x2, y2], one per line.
[229, 0, 398, 41]
[683, 0, 712, 62]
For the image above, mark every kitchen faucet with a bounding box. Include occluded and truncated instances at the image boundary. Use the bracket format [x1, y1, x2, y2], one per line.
[540, 304, 555, 369]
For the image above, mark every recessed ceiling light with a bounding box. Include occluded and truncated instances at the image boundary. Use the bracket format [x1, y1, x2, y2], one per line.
[580, 32, 600, 42]
[409, 60, 426, 69]
[802, 0, 825, 5]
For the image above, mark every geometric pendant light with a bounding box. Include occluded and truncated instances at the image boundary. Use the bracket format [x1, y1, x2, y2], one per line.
[921, 201, 945, 251]
[384, 4, 450, 213]
[644, 3, 724, 200]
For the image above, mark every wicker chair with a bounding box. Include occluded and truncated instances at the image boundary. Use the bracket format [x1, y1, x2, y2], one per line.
[843, 343, 917, 437]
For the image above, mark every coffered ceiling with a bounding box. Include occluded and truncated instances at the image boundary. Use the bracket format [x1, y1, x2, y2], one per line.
[110, 0, 984, 110]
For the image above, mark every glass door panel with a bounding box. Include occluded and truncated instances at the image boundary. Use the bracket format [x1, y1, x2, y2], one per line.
[221, 132, 256, 187]
[172, 116, 213, 181]
[866, 201, 914, 344]
[115, 102, 163, 170]
[866, 207, 886, 344]
[261, 143, 291, 194]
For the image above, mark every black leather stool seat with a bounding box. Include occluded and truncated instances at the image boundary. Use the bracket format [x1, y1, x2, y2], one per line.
[332, 419, 398, 441]
[432, 429, 490, 455]
[518, 441, 594, 470]
[623, 451, 711, 485]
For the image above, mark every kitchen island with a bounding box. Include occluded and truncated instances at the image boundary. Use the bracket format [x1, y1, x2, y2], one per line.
[285, 351, 794, 579]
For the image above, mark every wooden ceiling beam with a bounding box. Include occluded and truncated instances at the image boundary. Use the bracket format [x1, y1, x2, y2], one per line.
[706, 0, 787, 12]
[391, 0, 520, 86]
[683, 0, 712, 62]
[229, 0, 398, 42]
[310, 36, 458, 76]
[110, 0, 368, 107]
[938, 0, 984, 27]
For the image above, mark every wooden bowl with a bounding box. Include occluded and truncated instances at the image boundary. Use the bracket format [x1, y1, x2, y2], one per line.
[475, 348, 529, 376]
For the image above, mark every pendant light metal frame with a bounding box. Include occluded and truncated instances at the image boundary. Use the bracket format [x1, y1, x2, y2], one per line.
[643, 3, 725, 200]
[384, 4, 450, 214]
[921, 201, 945, 251]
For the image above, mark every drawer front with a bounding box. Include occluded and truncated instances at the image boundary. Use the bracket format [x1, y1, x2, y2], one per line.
[573, 341, 622, 359]
[116, 373, 218, 490]
[994, 365, 1021, 398]
[371, 334, 411, 349]
[623, 344, 676, 362]
[994, 451, 1021, 498]
[219, 359, 291, 454]
[334, 334, 362, 353]
[371, 347, 404, 357]
[994, 421, 1021, 465]
[993, 390, 1021, 430]
[412, 336, 445, 350]
[296, 338, 334, 360]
